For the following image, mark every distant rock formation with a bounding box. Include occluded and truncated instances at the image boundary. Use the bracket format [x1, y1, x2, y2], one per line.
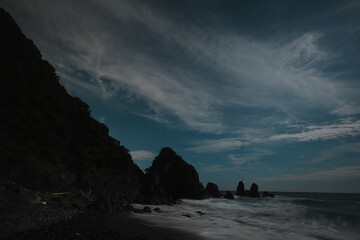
[0, 7, 144, 203]
[248, 183, 260, 197]
[235, 181, 246, 196]
[144, 147, 206, 203]
[206, 182, 222, 198]
[223, 191, 234, 199]
[262, 191, 275, 198]
[234, 181, 262, 198]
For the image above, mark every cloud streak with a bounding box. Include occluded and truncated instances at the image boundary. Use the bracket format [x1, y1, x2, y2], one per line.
[188, 119, 360, 153]
[229, 149, 274, 168]
[202, 149, 274, 173]
[310, 143, 360, 163]
[187, 139, 245, 153]
[262, 165, 360, 181]
[269, 120, 360, 142]
[202, 165, 235, 173]
[129, 150, 155, 161]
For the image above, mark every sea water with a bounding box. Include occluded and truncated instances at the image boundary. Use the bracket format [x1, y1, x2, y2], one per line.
[132, 192, 360, 240]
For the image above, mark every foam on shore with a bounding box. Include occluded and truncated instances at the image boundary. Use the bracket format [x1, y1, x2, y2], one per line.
[131, 193, 360, 240]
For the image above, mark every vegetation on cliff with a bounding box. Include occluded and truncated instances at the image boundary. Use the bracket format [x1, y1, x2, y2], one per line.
[0, 8, 143, 200]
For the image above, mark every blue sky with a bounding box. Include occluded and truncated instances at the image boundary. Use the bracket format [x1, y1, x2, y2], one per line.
[3, 0, 360, 192]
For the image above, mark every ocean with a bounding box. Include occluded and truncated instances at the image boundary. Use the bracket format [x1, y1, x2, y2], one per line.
[132, 192, 360, 240]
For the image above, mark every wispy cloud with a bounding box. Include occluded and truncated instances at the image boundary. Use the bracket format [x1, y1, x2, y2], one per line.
[202, 149, 273, 173]
[202, 165, 235, 173]
[188, 119, 360, 153]
[310, 143, 360, 163]
[187, 138, 245, 153]
[269, 120, 360, 142]
[262, 165, 360, 181]
[98, 116, 106, 123]
[129, 150, 155, 161]
[5, 0, 360, 134]
[229, 149, 274, 168]
[4, 0, 225, 133]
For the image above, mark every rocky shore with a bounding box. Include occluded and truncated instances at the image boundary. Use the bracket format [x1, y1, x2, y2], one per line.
[0, 191, 204, 240]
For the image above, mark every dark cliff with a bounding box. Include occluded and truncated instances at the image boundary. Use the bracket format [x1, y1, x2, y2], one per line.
[0, 8, 143, 201]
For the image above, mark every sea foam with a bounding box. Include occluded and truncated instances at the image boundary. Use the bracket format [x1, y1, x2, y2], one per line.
[132, 193, 360, 240]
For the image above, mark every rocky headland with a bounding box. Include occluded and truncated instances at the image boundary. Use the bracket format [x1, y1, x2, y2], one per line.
[0, 7, 273, 239]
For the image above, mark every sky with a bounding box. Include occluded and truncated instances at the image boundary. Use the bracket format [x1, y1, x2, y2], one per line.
[2, 0, 360, 192]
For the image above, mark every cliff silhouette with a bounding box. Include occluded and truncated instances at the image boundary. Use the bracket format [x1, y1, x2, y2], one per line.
[0, 7, 144, 201]
[0, 7, 206, 206]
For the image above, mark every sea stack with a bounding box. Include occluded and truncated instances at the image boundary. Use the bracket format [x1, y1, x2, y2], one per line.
[144, 147, 206, 203]
[235, 181, 246, 196]
[249, 183, 260, 197]
[206, 182, 222, 198]
[223, 191, 234, 199]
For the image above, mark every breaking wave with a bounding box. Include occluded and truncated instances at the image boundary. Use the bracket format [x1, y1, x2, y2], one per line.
[132, 192, 360, 240]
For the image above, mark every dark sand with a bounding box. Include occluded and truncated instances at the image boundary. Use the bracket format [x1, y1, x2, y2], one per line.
[111, 213, 207, 240]
[1, 210, 206, 240]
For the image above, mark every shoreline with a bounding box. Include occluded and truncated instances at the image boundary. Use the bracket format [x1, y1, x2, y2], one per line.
[1, 209, 207, 240]
[111, 213, 207, 240]
[2, 193, 359, 240]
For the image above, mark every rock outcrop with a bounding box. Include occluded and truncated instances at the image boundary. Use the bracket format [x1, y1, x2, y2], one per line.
[248, 183, 260, 198]
[234, 181, 262, 198]
[144, 147, 206, 203]
[0, 7, 144, 203]
[223, 191, 234, 199]
[206, 182, 222, 198]
[262, 191, 275, 198]
[235, 181, 246, 196]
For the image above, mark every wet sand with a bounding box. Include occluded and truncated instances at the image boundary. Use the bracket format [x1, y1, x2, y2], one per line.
[111, 213, 207, 240]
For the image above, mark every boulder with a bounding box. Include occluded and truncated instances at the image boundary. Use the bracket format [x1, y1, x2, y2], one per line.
[223, 191, 234, 199]
[206, 182, 222, 198]
[248, 183, 260, 198]
[262, 191, 275, 198]
[144, 147, 206, 202]
[153, 207, 161, 213]
[143, 206, 152, 213]
[235, 181, 245, 196]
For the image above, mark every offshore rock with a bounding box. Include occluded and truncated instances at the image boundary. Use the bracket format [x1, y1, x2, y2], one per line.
[262, 191, 275, 198]
[223, 191, 234, 199]
[206, 182, 222, 198]
[249, 183, 260, 198]
[235, 181, 246, 196]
